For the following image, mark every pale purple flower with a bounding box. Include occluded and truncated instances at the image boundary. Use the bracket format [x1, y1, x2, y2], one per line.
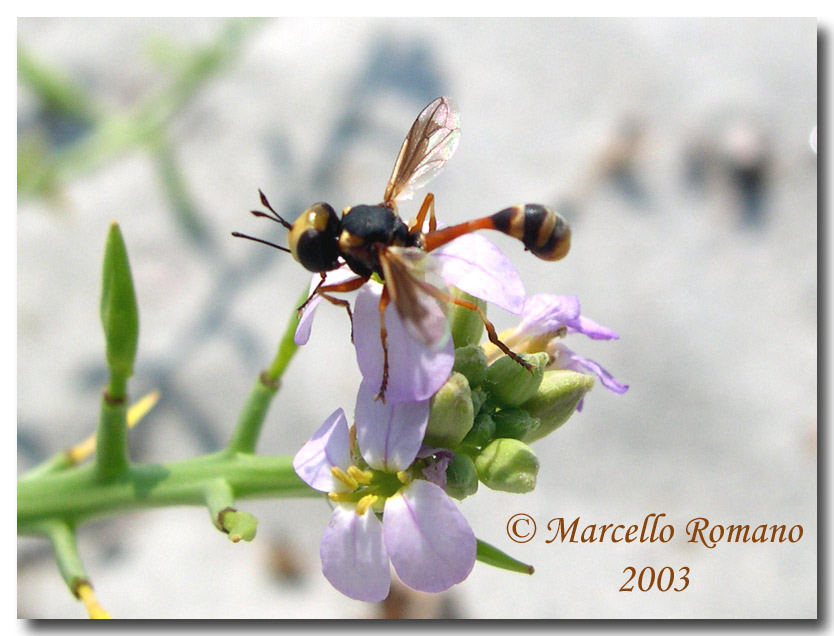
[353, 379, 430, 471]
[419, 448, 454, 489]
[547, 341, 629, 396]
[294, 234, 525, 403]
[494, 293, 628, 398]
[293, 408, 477, 602]
[294, 265, 358, 346]
[516, 294, 620, 341]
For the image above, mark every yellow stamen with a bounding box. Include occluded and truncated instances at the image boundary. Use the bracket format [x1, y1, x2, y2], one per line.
[330, 466, 359, 490]
[355, 494, 379, 516]
[396, 471, 410, 484]
[77, 583, 110, 619]
[328, 491, 355, 503]
[347, 465, 373, 485]
[520, 333, 555, 354]
[67, 390, 161, 464]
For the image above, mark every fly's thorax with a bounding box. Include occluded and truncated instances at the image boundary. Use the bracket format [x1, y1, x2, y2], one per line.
[289, 202, 341, 272]
[340, 204, 409, 245]
[337, 204, 414, 279]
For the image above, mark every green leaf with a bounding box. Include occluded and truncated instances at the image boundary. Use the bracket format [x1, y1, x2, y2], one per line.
[476, 538, 534, 575]
[100, 222, 139, 398]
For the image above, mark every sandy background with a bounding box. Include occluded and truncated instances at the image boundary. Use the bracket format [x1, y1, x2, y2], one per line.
[17, 17, 817, 618]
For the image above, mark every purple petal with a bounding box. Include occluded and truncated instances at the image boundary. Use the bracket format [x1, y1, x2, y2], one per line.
[292, 408, 352, 492]
[574, 355, 629, 394]
[518, 294, 580, 336]
[385, 247, 450, 348]
[383, 480, 476, 593]
[433, 233, 525, 314]
[294, 267, 361, 345]
[550, 342, 629, 395]
[355, 380, 429, 472]
[519, 294, 620, 342]
[321, 505, 391, 602]
[354, 282, 454, 404]
[420, 450, 454, 489]
[568, 314, 619, 340]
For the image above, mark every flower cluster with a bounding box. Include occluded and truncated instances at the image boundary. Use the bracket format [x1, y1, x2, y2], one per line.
[292, 233, 627, 601]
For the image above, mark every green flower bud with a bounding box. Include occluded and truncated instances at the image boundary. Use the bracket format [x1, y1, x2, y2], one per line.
[219, 509, 258, 543]
[453, 344, 489, 388]
[475, 438, 539, 493]
[460, 410, 496, 450]
[521, 370, 595, 443]
[470, 388, 487, 415]
[100, 222, 139, 398]
[484, 352, 549, 408]
[493, 408, 540, 441]
[444, 453, 479, 500]
[448, 288, 486, 348]
[425, 372, 475, 448]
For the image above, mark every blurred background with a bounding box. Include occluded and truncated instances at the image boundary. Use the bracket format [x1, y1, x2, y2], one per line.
[17, 18, 817, 618]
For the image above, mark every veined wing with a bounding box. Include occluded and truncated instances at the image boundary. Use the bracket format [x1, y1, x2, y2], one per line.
[379, 247, 450, 348]
[383, 97, 461, 204]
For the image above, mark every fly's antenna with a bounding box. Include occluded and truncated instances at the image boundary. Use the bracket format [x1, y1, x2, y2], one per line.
[231, 231, 291, 253]
[254, 189, 293, 229]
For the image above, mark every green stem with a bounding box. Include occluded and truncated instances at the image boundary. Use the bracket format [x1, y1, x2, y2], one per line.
[94, 393, 129, 481]
[18, 19, 259, 200]
[19, 451, 75, 481]
[265, 287, 308, 383]
[42, 520, 88, 594]
[17, 45, 99, 121]
[201, 477, 258, 541]
[225, 375, 278, 455]
[202, 478, 236, 527]
[225, 286, 308, 454]
[18, 452, 316, 534]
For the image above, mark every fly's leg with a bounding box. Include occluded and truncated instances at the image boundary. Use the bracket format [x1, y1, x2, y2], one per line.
[375, 285, 392, 402]
[297, 274, 369, 342]
[296, 273, 327, 318]
[410, 192, 437, 233]
[416, 280, 533, 372]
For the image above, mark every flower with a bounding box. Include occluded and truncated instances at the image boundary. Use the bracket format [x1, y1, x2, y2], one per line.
[293, 408, 477, 602]
[295, 233, 526, 404]
[488, 293, 629, 400]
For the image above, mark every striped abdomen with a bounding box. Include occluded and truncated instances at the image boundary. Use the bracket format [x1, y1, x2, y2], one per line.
[422, 203, 571, 261]
[489, 204, 571, 261]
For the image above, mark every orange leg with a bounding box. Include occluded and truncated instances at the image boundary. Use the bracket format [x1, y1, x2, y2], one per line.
[298, 274, 369, 342]
[414, 280, 533, 372]
[375, 285, 392, 402]
[411, 192, 437, 233]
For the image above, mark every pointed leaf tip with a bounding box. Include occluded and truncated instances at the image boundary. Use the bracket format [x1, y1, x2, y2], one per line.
[100, 223, 139, 396]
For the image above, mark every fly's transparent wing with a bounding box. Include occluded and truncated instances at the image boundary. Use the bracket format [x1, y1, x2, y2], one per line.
[379, 247, 450, 348]
[383, 97, 461, 204]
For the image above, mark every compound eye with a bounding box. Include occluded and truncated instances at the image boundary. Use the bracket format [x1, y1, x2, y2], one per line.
[289, 202, 341, 272]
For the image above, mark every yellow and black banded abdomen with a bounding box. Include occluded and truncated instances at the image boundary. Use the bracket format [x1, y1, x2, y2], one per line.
[490, 204, 571, 261]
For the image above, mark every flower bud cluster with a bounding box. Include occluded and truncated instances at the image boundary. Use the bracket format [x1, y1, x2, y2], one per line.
[427, 343, 594, 499]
